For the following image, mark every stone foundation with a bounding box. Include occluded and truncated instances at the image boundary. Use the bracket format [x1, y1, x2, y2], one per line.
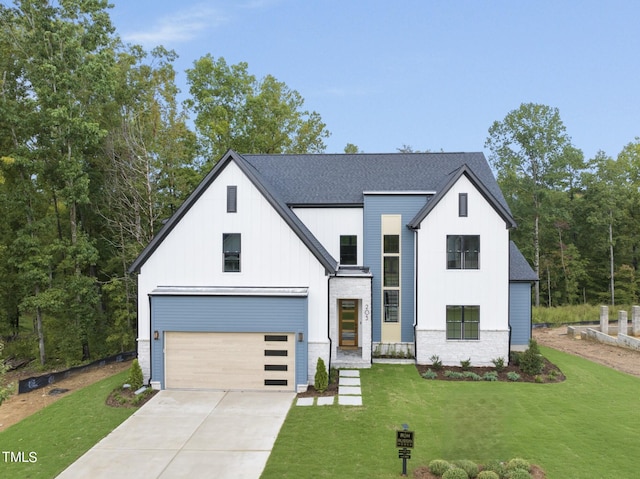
[307, 340, 330, 390]
[137, 338, 151, 384]
[415, 330, 510, 367]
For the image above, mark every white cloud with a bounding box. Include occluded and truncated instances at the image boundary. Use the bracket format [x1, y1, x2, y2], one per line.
[122, 5, 228, 46]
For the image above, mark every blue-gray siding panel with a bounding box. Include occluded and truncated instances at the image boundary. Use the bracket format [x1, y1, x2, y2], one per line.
[363, 195, 427, 343]
[150, 295, 307, 389]
[509, 282, 532, 346]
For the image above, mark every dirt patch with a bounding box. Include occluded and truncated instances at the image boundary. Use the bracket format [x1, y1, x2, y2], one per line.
[0, 360, 132, 431]
[533, 326, 640, 378]
[105, 386, 158, 408]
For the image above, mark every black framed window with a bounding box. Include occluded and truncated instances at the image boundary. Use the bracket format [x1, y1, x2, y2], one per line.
[384, 235, 399, 254]
[383, 257, 399, 287]
[384, 290, 399, 323]
[447, 235, 479, 269]
[223, 233, 241, 272]
[227, 186, 237, 213]
[340, 235, 357, 265]
[446, 305, 479, 340]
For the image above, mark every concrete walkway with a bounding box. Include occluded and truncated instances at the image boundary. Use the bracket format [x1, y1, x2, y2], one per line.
[56, 390, 295, 479]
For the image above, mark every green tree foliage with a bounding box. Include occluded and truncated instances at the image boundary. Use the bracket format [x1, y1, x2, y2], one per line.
[128, 358, 144, 390]
[486, 103, 585, 306]
[185, 54, 330, 160]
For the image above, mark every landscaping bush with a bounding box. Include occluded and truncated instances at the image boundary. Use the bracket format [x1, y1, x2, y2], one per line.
[430, 354, 443, 371]
[442, 467, 470, 479]
[429, 459, 451, 476]
[483, 460, 506, 478]
[463, 371, 482, 381]
[460, 358, 472, 370]
[506, 371, 521, 382]
[444, 370, 465, 379]
[505, 470, 531, 479]
[519, 340, 544, 375]
[314, 357, 328, 392]
[506, 458, 530, 472]
[422, 368, 438, 379]
[491, 357, 506, 372]
[127, 358, 144, 390]
[477, 471, 500, 479]
[453, 459, 479, 478]
[483, 371, 499, 381]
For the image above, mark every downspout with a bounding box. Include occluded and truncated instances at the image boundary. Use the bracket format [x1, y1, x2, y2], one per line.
[413, 228, 418, 361]
[327, 274, 334, 372]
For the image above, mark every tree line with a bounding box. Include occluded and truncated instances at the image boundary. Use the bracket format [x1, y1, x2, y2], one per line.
[0, 1, 638, 368]
[0, 0, 329, 366]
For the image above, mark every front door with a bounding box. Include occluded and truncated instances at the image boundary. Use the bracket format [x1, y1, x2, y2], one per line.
[339, 299, 358, 348]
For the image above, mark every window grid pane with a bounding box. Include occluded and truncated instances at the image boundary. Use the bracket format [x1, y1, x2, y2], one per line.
[446, 235, 479, 269]
[340, 235, 357, 265]
[446, 305, 479, 340]
[383, 256, 399, 287]
[223, 233, 241, 272]
[383, 235, 399, 254]
[383, 290, 399, 323]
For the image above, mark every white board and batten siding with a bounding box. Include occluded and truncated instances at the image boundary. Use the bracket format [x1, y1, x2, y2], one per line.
[415, 174, 511, 366]
[137, 160, 330, 386]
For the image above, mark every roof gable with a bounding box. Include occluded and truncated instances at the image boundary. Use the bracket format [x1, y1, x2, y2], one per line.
[407, 164, 516, 229]
[129, 150, 338, 274]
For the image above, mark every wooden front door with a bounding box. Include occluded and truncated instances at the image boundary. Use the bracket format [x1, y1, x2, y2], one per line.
[339, 299, 358, 348]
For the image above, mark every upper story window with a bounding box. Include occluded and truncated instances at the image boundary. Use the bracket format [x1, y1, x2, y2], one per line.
[223, 233, 241, 272]
[447, 235, 479, 269]
[227, 186, 237, 213]
[340, 235, 357, 265]
[459, 193, 468, 217]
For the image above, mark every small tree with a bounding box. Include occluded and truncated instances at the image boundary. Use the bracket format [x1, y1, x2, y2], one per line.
[128, 359, 144, 390]
[520, 339, 544, 375]
[314, 357, 328, 392]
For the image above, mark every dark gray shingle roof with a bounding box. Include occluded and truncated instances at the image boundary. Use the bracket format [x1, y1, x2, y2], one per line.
[243, 152, 511, 211]
[510, 241, 538, 281]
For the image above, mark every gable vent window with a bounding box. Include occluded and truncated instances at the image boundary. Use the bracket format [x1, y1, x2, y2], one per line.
[227, 186, 237, 213]
[459, 193, 468, 217]
[223, 233, 241, 272]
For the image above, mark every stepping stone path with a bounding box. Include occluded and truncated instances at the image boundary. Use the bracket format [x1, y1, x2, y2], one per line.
[338, 369, 362, 406]
[295, 369, 363, 406]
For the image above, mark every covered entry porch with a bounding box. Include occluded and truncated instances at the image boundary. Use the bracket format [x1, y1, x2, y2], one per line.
[329, 268, 372, 368]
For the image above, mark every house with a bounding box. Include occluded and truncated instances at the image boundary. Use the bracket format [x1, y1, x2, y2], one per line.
[129, 150, 537, 392]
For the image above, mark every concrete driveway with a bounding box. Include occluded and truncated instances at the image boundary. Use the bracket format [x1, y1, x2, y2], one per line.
[56, 390, 295, 479]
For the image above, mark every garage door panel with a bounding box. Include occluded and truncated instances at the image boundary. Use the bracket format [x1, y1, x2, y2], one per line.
[165, 332, 295, 391]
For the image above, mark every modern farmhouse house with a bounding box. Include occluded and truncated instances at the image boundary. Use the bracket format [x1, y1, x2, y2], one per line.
[130, 150, 537, 392]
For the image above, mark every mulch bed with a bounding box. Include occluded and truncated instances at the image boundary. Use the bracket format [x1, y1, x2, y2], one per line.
[296, 380, 339, 398]
[415, 357, 565, 383]
[106, 387, 158, 408]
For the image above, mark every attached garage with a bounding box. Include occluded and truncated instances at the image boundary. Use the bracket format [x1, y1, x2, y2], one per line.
[149, 287, 308, 391]
[164, 332, 295, 390]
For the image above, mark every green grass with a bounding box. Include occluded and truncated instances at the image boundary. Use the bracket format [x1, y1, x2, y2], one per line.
[0, 371, 135, 479]
[262, 347, 640, 479]
[533, 304, 631, 326]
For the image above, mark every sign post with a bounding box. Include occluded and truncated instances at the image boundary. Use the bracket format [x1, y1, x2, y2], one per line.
[396, 424, 414, 476]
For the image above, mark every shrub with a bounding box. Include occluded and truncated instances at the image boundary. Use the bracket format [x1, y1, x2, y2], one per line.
[429, 459, 451, 476]
[506, 458, 530, 472]
[491, 357, 506, 372]
[430, 354, 443, 371]
[509, 351, 521, 367]
[506, 371, 521, 382]
[128, 358, 144, 390]
[483, 460, 506, 477]
[442, 467, 469, 479]
[534, 375, 544, 383]
[506, 470, 531, 479]
[548, 369, 560, 380]
[463, 371, 482, 381]
[483, 371, 499, 381]
[422, 368, 438, 379]
[477, 471, 500, 479]
[444, 370, 464, 379]
[519, 339, 544, 375]
[460, 358, 472, 370]
[314, 358, 328, 392]
[453, 459, 479, 478]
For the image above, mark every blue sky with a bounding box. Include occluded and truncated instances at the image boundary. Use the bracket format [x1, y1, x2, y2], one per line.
[53, 1, 640, 159]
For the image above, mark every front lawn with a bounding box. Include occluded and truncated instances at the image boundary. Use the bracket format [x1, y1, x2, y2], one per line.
[0, 371, 135, 479]
[262, 347, 640, 479]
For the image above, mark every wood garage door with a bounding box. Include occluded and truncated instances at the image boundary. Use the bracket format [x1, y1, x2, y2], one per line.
[164, 332, 295, 391]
